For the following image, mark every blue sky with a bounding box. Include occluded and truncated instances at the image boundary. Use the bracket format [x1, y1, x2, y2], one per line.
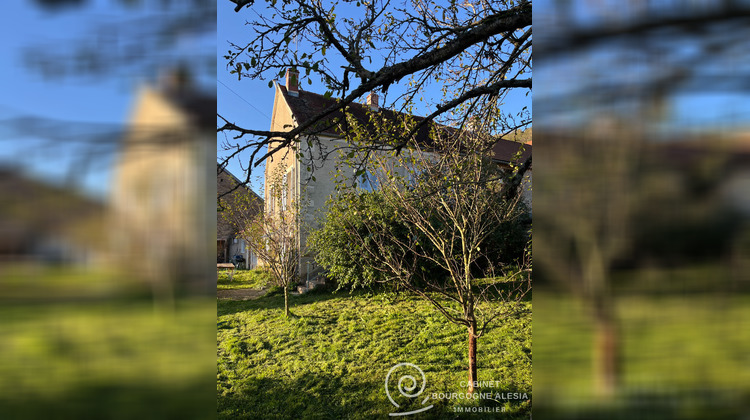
[3, 1, 747, 202]
[0, 1, 214, 199]
[217, 3, 274, 196]
[534, 0, 750, 133]
[2, 1, 532, 200]
[0, 3, 129, 198]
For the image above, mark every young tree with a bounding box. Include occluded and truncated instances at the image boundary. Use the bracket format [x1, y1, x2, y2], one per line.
[222, 173, 301, 317]
[312, 132, 531, 393]
[534, 2, 750, 402]
[533, 123, 640, 397]
[218, 0, 531, 186]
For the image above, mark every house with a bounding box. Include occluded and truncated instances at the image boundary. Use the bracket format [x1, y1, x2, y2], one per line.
[110, 68, 216, 293]
[217, 165, 263, 268]
[265, 68, 532, 283]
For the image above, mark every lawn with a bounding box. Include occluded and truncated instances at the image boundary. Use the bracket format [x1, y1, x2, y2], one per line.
[217, 289, 532, 419]
[533, 290, 750, 419]
[217, 269, 271, 290]
[0, 266, 216, 419]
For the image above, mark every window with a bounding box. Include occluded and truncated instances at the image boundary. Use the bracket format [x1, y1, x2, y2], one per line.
[281, 173, 288, 211]
[357, 169, 378, 192]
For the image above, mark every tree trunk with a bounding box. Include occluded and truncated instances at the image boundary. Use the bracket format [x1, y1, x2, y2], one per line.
[467, 320, 478, 394]
[593, 297, 619, 397]
[284, 286, 289, 318]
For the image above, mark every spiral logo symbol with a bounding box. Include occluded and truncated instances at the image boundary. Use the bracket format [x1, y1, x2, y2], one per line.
[385, 362, 434, 416]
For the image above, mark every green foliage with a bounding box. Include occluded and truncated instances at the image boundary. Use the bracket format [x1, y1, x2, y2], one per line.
[308, 191, 387, 289]
[308, 190, 440, 290]
[480, 201, 532, 272]
[309, 186, 530, 291]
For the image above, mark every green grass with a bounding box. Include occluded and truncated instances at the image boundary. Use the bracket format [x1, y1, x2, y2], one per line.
[218, 290, 531, 419]
[533, 290, 750, 419]
[217, 269, 271, 290]
[0, 265, 143, 300]
[0, 266, 216, 419]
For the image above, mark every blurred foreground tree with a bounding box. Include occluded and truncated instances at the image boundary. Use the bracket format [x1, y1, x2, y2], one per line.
[535, 0, 750, 403]
[534, 123, 641, 396]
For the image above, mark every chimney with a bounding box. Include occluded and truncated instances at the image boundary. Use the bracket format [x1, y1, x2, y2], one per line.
[159, 66, 191, 94]
[367, 92, 379, 111]
[286, 68, 299, 97]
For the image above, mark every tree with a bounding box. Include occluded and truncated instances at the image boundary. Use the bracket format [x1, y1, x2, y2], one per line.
[24, 0, 215, 81]
[535, 1, 750, 400]
[222, 172, 301, 317]
[311, 132, 531, 393]
[534, 125, 638, 397]
[309, 183, 529, 292]
[309, 189, 449, 291]
[218, 0, 531, 187]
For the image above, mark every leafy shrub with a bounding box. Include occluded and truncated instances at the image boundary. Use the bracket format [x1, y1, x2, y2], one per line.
[309, 189, 529, 290]
[309, 191, 414, 290]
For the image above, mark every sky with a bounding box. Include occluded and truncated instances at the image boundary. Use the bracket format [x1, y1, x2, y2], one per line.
[3, 1, 748, 203]
[534, 0, 750, 133]
[217, 3, 274, 196]
[0, 0, 214, 199]
[0, 3, 128, 198]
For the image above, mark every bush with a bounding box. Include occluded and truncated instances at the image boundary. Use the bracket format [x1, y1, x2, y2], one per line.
[309, 189, 530, 290]
[308, 191, 417, 290]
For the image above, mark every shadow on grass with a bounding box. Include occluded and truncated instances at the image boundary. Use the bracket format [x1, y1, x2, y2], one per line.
[218, 371, 528, 419]
[219, 372, 382, 419]
[0, 379, 215, 420]
[534, 388, 749, 420]
[217, 288, 347, 318]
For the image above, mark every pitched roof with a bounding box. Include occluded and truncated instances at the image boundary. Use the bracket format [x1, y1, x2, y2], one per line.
[492, 138, 532, 165]
[217, 164, 263, 203]
[164, 89, 216, 130]
[277, 84, 531, 166]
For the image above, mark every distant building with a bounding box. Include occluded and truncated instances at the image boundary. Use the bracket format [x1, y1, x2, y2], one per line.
[0, 167, 106, 266]
[217, 165, 263, 268]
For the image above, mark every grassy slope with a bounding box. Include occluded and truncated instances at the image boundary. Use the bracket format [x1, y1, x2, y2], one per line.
[533, 290, 750, 419]
[0, 267, 216, 419]
[217, 269, 271, 290]
[218, 290, 532, 419]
